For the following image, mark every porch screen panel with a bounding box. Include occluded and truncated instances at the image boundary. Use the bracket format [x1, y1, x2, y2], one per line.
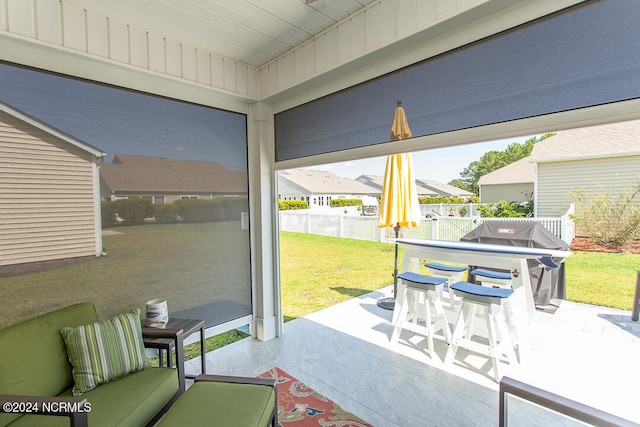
[0, 63, 251, 330]
[275, 0, 640, 161]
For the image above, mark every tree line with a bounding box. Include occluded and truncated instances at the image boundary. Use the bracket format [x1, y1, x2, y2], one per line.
[449, 134, 556, 194]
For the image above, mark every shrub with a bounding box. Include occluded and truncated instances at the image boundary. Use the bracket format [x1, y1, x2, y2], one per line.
[477, 200, 532, 218]
[101, 202, 118, 228]
[418, 196, 465, 204]
[153, 204, 179, 224]
[213, 197, 249, 221]
[107, 198, 154, 225]
[278, 200, 308, 210]
[175, 197, 248, 223]
[570, 182, 640, 248]
[330, 198, 362, 207]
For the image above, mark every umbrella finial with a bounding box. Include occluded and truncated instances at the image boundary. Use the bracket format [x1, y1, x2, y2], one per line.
[397, 100, 402, 107]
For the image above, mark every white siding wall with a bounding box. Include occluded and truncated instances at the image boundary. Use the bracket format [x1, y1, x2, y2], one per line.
[536, 156, 640, 234]
[480, 183, 534, 203]
[0, 112, 98, 266]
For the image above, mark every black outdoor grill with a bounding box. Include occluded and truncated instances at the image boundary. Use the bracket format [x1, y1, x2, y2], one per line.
[460, 221, 569, 306]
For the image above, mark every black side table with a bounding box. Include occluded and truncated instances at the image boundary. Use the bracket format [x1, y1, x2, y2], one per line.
[143, 318, 206, 379]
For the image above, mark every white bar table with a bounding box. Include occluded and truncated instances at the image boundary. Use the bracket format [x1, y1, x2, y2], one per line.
[391, 238, 571, 361]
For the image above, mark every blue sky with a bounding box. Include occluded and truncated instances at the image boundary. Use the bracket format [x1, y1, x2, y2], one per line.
[303, 135, 536, 184]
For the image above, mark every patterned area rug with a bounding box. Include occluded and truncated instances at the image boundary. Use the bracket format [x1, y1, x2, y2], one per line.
[259, 367, 373, 427]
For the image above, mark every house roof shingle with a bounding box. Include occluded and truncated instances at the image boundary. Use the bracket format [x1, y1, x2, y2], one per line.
[100, 155, 247, 194]
[415, 179, 475, 197]
[279, 169, 374, 194]
[531, 119, 640, 162]
[356, 174, 472, 197]
[477, 157, 535, 185]
[356, 174, 437, 196]
[479, 119, 640, 186]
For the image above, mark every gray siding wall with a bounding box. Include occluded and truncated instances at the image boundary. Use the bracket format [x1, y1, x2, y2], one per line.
[0, 112, 98, 266]
[536, 156, 640, 235]
[480, 183, 533, 203]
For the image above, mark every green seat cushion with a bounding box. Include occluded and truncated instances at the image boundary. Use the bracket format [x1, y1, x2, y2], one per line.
[156, 381, 275, 427]
[8, 367, 178, 427]
[60, 309, 149, 396]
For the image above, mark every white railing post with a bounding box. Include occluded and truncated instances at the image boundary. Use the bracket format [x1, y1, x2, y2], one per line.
[560, 203, 576, 244]
[305, 211, 310, 234]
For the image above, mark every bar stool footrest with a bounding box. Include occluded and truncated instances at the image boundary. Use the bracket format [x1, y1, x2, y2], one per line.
[425, 262, 469, 273]
[471, 268, 512, 281]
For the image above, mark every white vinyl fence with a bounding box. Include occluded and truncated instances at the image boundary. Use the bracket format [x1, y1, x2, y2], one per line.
[279, 204, 576, 244]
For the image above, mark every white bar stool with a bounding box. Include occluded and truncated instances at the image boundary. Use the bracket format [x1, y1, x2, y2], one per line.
[471, 268, 519, 353]
[391, 272, 451, 359]
[444, 281, 518, 382]
[425, 262, 469, 307]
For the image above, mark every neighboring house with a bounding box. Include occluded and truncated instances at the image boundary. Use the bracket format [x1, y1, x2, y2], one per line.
[478, 157, 535, 203]
[0, 101, 105, 267]
[356, 174, 438, 196]
[100, 155, 247, 203]
[279, 169, 375, 209]
[415, 179, 475, 200]
[532, 119, 640, 219]
[478, 119, 640, 225]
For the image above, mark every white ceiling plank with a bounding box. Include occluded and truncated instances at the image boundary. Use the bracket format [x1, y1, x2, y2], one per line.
[63, 0, 378, 67]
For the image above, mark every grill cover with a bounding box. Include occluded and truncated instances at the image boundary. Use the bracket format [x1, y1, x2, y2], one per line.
[460, 221, 569, 306]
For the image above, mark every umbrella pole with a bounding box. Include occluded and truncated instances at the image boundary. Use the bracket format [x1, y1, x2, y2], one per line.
[377, 224, 401, 311]
[393, 224, 400, 296]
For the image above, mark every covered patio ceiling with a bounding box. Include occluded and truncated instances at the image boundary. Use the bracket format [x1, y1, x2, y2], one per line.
[68, 0, 379, 68]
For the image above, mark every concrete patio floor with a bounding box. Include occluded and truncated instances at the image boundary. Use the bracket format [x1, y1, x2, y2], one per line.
[186, 286, 640, 426]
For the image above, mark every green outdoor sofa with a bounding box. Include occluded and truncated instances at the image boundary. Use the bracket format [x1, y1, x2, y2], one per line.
[0, 302, 278, 427]
[0, 302, 185, 427]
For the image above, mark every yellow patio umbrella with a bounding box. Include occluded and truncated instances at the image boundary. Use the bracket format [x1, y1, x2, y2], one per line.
[377, 101, 421, 309]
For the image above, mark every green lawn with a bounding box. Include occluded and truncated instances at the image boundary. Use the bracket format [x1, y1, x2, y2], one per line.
[565, 250, 639, 309]
[280, 231, 639, 314]
[279, 231, 397, 321]
[1, 222, 251, 328]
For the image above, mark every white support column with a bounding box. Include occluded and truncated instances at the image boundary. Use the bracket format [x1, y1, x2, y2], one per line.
[93, 159, 104, 257]
[247, 101, 281, 341]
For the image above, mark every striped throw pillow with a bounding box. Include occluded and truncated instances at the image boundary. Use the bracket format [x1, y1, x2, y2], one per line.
[61, 309, 149, 396]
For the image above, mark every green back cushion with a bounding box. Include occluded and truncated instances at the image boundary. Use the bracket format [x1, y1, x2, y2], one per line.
[61, 309, 149, 396]
[0, 302, 98, 427]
